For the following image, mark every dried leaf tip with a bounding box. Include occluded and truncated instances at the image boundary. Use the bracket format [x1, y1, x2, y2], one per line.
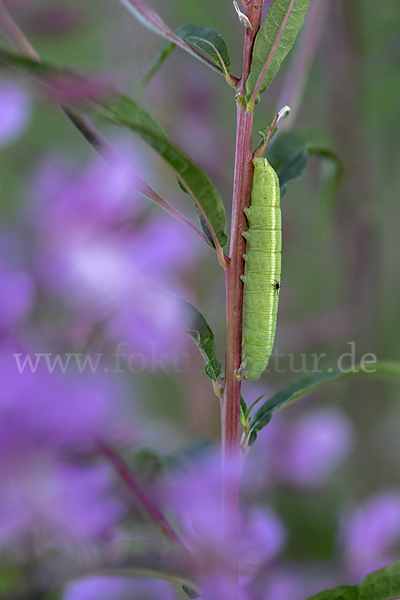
[277, 105, 291, 122]
[233, 0, 253, 30]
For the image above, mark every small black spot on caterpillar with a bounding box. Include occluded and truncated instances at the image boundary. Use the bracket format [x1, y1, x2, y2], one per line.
[272, 280, 280, 292]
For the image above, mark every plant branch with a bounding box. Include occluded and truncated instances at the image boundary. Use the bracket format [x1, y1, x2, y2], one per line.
[0, 1, 38, 59]
[66, 111, 208, 244]
[252, 105, 291, 158]
[0, 1, 208, 246]
[117, 0, 226, 77]
[97, 439, 188, 551]
[221, 1, 263, 596]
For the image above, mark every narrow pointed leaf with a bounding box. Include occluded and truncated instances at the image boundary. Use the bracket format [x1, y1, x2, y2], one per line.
[136, 25, 232, 96]
[117, 0, 224, 76]
[0, 50, 228, 246]
[97, 95, 228, 248]
[179, 299, 222, 382]
[247, 393, 267, 418]
[246, 0, 311, 104]
[248, 361, 400, 445]
[240, 395, 249, 428]
[0, 50, 111, 105]
[259, 120, 278, 144]
[135, 42, 176, 97]
[306, 561, 400, 600]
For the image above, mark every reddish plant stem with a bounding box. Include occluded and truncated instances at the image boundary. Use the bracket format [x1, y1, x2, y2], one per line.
[222, 0, 263, 459]
[221, 1, 263, 596]
[97, 439, 188, 551]
[0, 0, 39, 59]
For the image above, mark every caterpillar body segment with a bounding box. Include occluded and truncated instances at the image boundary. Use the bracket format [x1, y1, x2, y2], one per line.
[241, 157, 281, 380]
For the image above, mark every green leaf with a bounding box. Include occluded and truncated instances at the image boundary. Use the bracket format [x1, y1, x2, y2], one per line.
[267, 129, 336, 169]
[0, 50, 228, 247]
[266, 128, 341, 197]
[179, 298, 222, 382]
[177, 25, 231, 77]
[136, 25, 232, 96]
[98, 95, 228, 248]
[246, 0, 311, 104]
[259, 120, 279, 145]
[117, 0, 224, 76]
[278, 147, 308, 195]
[135, 43, 176, 98]
[0, 49, 52, 75]
[247, 393, 267, 417]
[248, 361, 400, 446]
[241, 393, 267, 429]
[197, 210, 216, 249]
[306, 561, 400, 600]
[0, 50, 228, 251]
[240, 395, 248, 427]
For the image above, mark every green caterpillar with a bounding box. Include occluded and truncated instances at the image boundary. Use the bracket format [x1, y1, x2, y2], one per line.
[241, 157, 281, 380]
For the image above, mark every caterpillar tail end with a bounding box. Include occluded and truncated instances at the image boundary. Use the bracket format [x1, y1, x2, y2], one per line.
[241, 352, 271, 381]
[241, 356, 263, 381]
[243, 370, 262, 381]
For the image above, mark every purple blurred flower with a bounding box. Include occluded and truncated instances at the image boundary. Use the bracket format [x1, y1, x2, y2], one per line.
[0, 339, 131, 548]
[162, 455, 286, 595]
[200, 571, 243, 600]
[259, 569, 306, 600]
[29, 149, 201, 365]
[0, 230, 34, 330]
[245, 406, 353, 489]
[0, 80, 31, 147]
[257, 567, 335, 600]
[32, 153, 142, 230]
[341, 490, 400, 581]
[0, 238, 34, 329]
[241, 385, 281, 490]
[0, 266, 33, 328]
[275, 408, 354, 486]
[240, 506, 287, 572]
[63, 577, 128, 600]
[62, 576, 176, 600]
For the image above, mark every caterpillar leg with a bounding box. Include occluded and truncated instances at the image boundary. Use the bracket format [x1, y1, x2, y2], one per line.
[236, 361, 246, 379]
